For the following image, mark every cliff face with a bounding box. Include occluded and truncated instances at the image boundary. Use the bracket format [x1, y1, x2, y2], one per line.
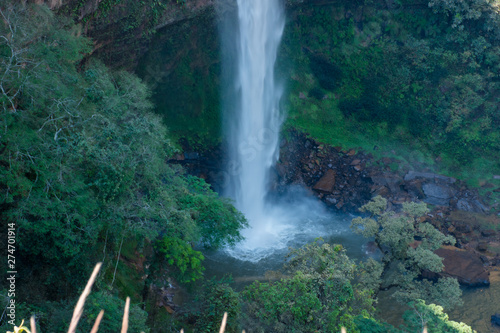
[24, 0, 215, 69]
[27, 0, 310, 69]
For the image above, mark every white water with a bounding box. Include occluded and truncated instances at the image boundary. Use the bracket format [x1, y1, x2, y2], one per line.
[224, 0, 288, 261]
[228, 0, 284, 217]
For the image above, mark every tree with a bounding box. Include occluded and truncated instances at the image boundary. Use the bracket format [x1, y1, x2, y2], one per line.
[402, 300, 475, 333]
[240, 240, 382, 333]
[351, 196, 462, 310]
[0, 0, 246, 309]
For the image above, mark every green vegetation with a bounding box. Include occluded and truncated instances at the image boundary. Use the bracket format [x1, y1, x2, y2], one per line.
[402, 300, 475, 333]
[241, 241, 379, 333]
[351, 197, 461, 310]
[1, 0, 497, 332]
[137, 11, 222, 149]
[0, 3, 244, 331]
[279, 2, 500, 192]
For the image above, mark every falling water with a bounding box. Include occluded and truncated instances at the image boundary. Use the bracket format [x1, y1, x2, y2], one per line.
[229, 0, 284, 221]
[223, 0, 287, 259]
[220, 0, 337, 262]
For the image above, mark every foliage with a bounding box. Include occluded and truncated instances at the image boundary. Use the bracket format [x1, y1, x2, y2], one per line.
[351, 197, 461, 309]
[80, 291, 150, 333]
[193, 279, 240, 333]
[280, 2, 500, 188]
[155, 236, 205, 283]
[401, 300, 475, 333]
[179, 175, 247, 249]
[0, 0, 244, 316]
[137, 14, 222, 149]
[240, 240, 381, 333]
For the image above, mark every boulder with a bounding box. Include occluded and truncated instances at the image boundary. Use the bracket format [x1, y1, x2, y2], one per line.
[403, 179, 425, 199]
[371, 173, 402, 193]
[422, 183, 455, 206]
[313, 169, 336, 193]
[456, 198, 488, 213]
[434, 247, 490, 286]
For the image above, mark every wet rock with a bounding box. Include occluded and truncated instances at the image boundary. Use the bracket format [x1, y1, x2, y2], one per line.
[312, 169, 336, 193]
[434, 247, 490, 286]
[492, 314, 500, 327]
[325, 195, 337, 204]
[276, 163, 287, 179]
[422, 183, 455, 206]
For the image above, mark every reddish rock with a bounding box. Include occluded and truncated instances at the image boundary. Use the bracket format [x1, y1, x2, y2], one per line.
[350, 159, 361, 165]
[372, 185, 390, 197]
[347, 149, 356, 156]
[435, 247, 490, 286]
[313, 169, 336, 193]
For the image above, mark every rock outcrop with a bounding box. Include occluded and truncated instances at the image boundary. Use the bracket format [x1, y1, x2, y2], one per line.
[434, 247, 490, 286]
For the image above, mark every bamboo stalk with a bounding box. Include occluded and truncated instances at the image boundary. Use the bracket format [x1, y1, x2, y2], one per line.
[218, 312, 228, 333]
[121, 297, 130, 333]
[90, 310, 104, 333]
[30, 316, 36, 333]
[68, 263, 102, 333]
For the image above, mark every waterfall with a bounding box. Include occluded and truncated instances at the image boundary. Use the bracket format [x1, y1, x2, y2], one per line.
[219, 0, 331, 262]
[222, 0, 286, 260]
[229, 0, 284, 221]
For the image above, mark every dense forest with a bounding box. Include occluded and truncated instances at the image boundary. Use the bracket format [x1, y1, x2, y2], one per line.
[1, 0, 499, 332]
